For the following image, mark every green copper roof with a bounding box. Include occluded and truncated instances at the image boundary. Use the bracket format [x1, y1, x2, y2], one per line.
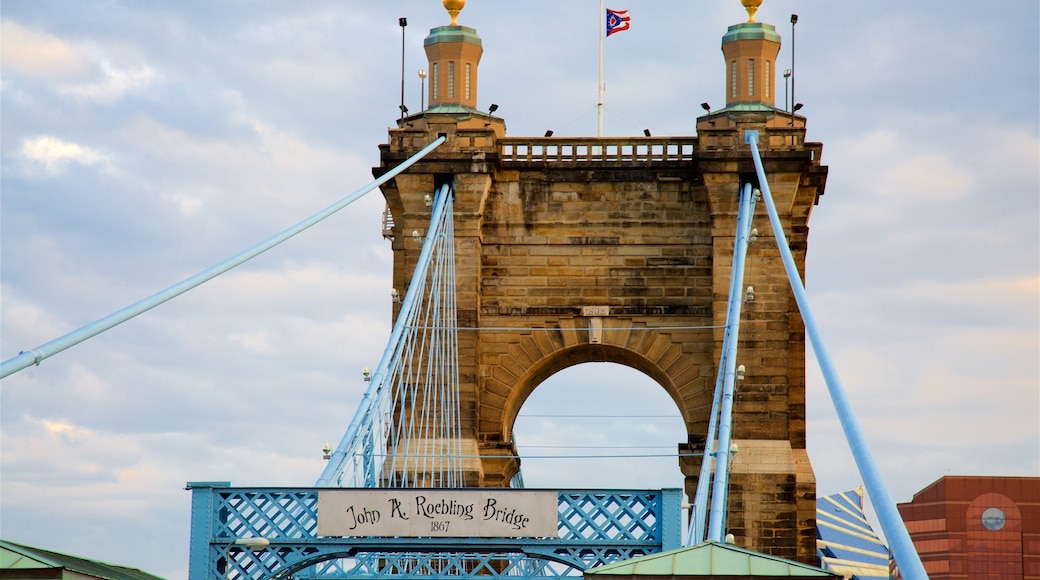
[1, 539, 167, 580]
[585, 541, 841, 577]
[424, 104, 482, 115]
[424, 25, 482, 47]
[718, 102, 784, 114]
[722, 22, 781, 44]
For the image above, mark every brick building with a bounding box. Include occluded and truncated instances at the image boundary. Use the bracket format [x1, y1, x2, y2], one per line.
[893, 475, 1040, 579]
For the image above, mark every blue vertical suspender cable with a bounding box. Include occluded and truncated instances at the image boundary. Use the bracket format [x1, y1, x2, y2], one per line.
[316, 181, 453, 487]
[0, 136, 447, 380]
[745, 129, 928, 579]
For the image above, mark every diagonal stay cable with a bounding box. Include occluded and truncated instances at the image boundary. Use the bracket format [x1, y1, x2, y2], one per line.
[1, 136, 447, 380]
[746, 129, 928, 580]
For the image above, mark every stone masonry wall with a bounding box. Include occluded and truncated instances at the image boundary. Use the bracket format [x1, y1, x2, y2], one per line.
[377, 111, 827, 563]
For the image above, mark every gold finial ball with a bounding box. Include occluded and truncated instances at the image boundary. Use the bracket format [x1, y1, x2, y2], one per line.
[741, 0, 763, 22]
[443, 0, 465, 25]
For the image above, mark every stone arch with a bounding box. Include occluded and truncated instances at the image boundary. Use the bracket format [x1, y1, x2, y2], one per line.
[477, 321, 715, 446]
[512, 361, 691, 491]
[501, 343, 685, 441]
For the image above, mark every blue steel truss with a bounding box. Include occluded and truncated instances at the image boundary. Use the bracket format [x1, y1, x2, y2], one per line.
[187, 483, 682, 580]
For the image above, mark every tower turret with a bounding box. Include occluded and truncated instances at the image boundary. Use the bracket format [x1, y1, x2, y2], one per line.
[721, 0, 781, 108]
[424, 0, 482, 112]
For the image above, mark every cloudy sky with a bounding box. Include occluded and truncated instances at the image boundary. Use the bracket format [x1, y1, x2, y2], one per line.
[2, 1, 1037, 577]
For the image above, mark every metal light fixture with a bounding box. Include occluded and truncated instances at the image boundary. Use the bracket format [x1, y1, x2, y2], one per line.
[790, 14, 798, 125]
[399, 17, 408, 120]
[234, 538, 270, 550]
[488, 103, 499, 114]
[749, 228, 759, 242]
[362, 367, 372, 381]
[418, 69, 427, 110]
[643, 129, 652, 137]
[424, 194, 432, 207]
[390, 288, 400, 303]
[544, 130, 553, 137]
[736, 364, 746, 380]
[783, 68, 792, 111]
[700, 102, 711, 113]
[322, 442, 332, 460]
[744, 286, 755, 302]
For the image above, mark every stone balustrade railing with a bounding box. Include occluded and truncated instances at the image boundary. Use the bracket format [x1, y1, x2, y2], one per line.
[498, 137, 698, 166]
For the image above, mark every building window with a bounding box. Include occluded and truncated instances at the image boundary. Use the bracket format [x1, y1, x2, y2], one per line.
[465, 63, 471, 100]
[449, 61, 455, 99]
[765, 60, 771, 98]
[730, 61, 737, 98]
[748, 59, 755, 96]
[432, 63, 438, 100]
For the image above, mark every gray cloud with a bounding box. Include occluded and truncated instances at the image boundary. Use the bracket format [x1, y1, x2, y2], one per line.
[2, 1, 1037, 577]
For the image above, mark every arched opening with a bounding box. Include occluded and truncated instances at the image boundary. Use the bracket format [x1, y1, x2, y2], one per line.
[511, 362, 688, 490]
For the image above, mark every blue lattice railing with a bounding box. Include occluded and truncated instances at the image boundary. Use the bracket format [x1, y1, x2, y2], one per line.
[187, 483, 682, 579]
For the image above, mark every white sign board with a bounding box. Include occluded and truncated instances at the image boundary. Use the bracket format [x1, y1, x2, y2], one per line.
[317, 490, 558, 538]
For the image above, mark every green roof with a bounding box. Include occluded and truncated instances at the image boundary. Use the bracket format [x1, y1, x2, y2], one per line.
[585, 541, 841, 578]
[722, 22, 781, 44]
[424, 25, 482, 47]
[423, 104, 482, 115]
[715, 102, 787, 116]
[1, 539, 167, 580]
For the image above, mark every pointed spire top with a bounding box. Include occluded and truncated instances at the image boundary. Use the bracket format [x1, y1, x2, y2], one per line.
[443, 0, 466, 25]
[741, 0, 763, 22]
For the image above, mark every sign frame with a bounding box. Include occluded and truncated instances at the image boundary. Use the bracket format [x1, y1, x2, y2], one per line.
[317, 489, 559, 538]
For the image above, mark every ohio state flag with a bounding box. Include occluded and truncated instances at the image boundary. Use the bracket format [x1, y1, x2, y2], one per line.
[606, 8, 630, 37]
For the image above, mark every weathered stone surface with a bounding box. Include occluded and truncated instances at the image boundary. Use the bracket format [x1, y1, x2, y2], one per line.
[378, 110, 827, 564]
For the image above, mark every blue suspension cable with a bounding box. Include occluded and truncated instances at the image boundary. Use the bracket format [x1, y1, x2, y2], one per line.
[706, 181, 757, 542]
[687, 347, 727, 545]
[384, 188, 460, 487]
[745, 129, 928, 579]
[316, 181, 453, 487]
[0, 136, 447, 380]
[690, 181, 757, 545]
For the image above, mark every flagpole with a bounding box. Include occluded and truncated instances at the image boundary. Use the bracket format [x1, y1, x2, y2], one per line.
[598, 0, 604, 137]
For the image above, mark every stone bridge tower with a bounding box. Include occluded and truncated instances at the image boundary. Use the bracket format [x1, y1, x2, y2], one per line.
[377, 0, 828, 565]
